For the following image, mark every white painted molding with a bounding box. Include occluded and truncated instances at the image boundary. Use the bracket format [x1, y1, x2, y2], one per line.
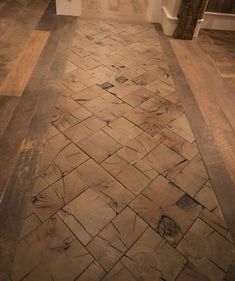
[56, 0, 82, 16]
[202, 12, 235, 31]
[161, 6, 203, 37]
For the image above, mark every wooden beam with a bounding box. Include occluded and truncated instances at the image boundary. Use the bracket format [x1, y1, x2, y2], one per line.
[173, 0, 208, 40]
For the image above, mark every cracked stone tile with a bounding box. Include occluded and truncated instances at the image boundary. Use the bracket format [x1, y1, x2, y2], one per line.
[158, 128, 199, 161]
[52, 95, 92, 130]
[39, 133, 89, 184]
[135, 157, 159, 180]
[130, 175, 202, 245]
[64, 115, 106, 144]
[63, 188, 116, 237]
[121, 228, 186, 281]
[83, 92, 131, 122]
[177, 219, 234, 281]
[143, 143, 188, 180]
[78, 130, 121, 163]
[118, 131, 160, 164]
[145, 78, 176, 98]
[115, 75, 128, 84]
[76, 262, 106, 281]
[102, 154, 150, 195]
[11, 216, 93, 281]
[20, 214, 41, 240]
[168, 114, 195, 143]
[31, 175, 48, 197]
[200, 208, 232, 242]
[45, 125, 60, 140]
[122, 87, 155, 107]
[103, 117, 142, 145]
[57, 210, 92, 246]
[164, 91, 184, 112]
[172, 154, 209, 197]
[76, 159, 134, 213]
[195, 181, 219, 211]
[103, 262, 137, 281]
[87, 208, 147, 271]
[64, 61, 78, 73]
[176, 262, 211, 281]
[108, 81, 140, 99]
[71, 85, 107, 105]
[62, 68, 87, 93]
[124, 95, 182, 136]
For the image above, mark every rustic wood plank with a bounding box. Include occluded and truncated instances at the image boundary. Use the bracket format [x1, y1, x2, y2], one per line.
[0, 30, 49, 96]
[0, 96, 19, 138]
[156, 25, 235, 244]
[0, 14, 76, 278]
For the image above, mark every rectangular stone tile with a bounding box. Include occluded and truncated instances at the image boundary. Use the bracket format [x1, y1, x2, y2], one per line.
[71, 85, 107, 105]
[78, 130, 121, 163]
[177, 219, 234, 281]
[76, 159, 134, 213]
[52, 95, 92, 131]
[195, 181, 219, 211]
[103, 262, 137, 281]
[103, 117, 142, 145]
[121, 228, 186, 281]
[118, 131, 160, 164]
[108, 81, 140, 99]
[135, 157, 159, 180]
[31, 175, 48, 197]
[130, 175, 202, 245]
[168, 114, 195, 143]
[143, 143, 187, 180]
[64, 115, 106, 144]
[122, 87, 155, 107]
[63, 188, 116, 237]
[57, 209, 92, 246]
[76, 262, 105, 281]
[158, 128, 198, 160]
[11, 216, 93, 281]
[62, 68, 87, 93]
[20, 214, 41, 240]
[145, 78, 176, 98]
[176, 262, 211, 281]
[172, 154, 209, 197]
[39, 133, 89, 184]
[87, 208, 147, 271]
[84, 92, 131, 122]
[124, 95, 182, 136]
[164, 91, 184, 112]
[102, 154, 150, 195]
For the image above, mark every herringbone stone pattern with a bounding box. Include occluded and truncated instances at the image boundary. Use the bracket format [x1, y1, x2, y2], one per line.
[11, 10, 234, 281]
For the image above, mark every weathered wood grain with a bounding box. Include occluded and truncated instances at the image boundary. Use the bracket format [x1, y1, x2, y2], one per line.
[0, 30, 49, 96]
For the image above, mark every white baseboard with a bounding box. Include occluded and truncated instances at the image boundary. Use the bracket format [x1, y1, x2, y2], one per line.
[56, 0, 82, 16]
[202, 12, 235, 31]
[161, 6, 203, 37]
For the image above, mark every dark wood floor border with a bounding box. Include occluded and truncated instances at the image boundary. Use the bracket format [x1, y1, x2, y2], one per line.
[155, 24, 235, 281]
[0, 14, 76, 281]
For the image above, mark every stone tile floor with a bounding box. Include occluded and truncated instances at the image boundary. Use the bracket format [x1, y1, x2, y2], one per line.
[11, 18, 235, 281]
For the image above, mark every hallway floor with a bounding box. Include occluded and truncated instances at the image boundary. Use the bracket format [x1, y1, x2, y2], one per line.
[0, 1, 235, 281]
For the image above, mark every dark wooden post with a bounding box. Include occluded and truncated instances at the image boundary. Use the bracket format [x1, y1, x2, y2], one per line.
[173, 0, 208, 40]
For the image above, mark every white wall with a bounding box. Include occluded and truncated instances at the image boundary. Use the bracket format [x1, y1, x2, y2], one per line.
[56, 0, 82, 16]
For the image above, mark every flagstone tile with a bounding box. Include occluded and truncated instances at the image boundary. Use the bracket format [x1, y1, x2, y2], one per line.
[195, 181, 219, 211]
[122, 87, 155, 107]
[64, 115, 106, 144]
[103, 117, 142, 145]
[142, 143, 187, 180]
[158, 128, 198, 160]
[168, 114, 195, 143]
[76, 159, 134, 213]
[177, 219, 234, 281]
[130, 175, 202, 245]
[87, 208, 147, 271]
[11, 216, 93, 281]
[78, 130, 121, 163]
[102, 154, 150, 195]
[63, 188, 116, 237]
[124, 96, 182, 136]
[76, 262, 106, 281]
[103, 262, 137, 281]
[71, 85, 107, 104]
[118, 131, 160, 164]
[172, 154, 209, 197]
[121, 228, 186, 281]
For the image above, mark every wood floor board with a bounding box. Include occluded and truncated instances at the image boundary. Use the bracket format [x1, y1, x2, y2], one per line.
[156, 25, 235, 243]
[0, 30, 50, 96]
